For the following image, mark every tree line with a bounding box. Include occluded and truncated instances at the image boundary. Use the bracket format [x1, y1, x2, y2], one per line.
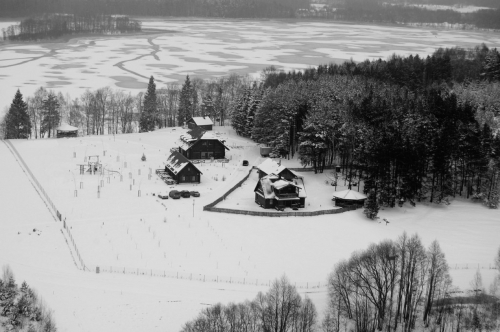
[2, 14, 141, 41]
[0, 266, 57, 332]
[181, 235, 500, 332]
[230, 46, 500, 215]
[0, 73, 251, 139]
[0, 0, 309, 19]
[304, 2, 500, 30]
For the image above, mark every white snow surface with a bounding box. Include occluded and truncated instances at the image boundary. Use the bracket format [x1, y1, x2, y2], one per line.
[0, 127, 499, 331]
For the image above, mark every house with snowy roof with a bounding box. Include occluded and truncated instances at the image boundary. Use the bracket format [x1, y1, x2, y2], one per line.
[164, 151, 202, 183]
[256, 158, 298, 181]
[186, 116, 214, 131]
[178, 127, 229, 160]
[254, 174, 306, 209]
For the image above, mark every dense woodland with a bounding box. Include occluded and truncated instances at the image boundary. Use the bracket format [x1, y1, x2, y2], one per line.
[0, 0, 309, 19]
[2, 14, 141, 41]
[181, 235, 500, 332]
[230, 45, 500, 214]
[1, 0, 500, 30]
[0, 266, 57, 332]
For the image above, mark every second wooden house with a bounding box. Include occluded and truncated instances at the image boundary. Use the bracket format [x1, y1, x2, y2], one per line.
[164, 151, 202, 183]
[178, 127, 229, 160]
[254, 174, 307, 209]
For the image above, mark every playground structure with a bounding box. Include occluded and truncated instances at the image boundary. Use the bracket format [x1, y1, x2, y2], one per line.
[78, 155, 121, 176]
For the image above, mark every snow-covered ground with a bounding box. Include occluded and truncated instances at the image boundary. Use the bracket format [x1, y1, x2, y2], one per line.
[1, 127, 499, 331]
[2, 18, 500, 115]
[407, 4, 493, 13]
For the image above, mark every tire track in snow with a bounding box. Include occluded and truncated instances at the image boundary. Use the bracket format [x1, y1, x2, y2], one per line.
[113, 36, 163, 82]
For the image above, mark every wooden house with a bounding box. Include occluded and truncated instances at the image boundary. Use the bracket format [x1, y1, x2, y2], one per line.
[186, 117, 214, 131]
[256, 158, 297, 181]
[164, 151, 202, 184]
[254, 174, 306, 209]
[179, 127, 229, 160]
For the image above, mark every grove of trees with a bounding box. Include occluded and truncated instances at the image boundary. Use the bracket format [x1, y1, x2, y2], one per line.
[0, 266, 57, 332]
[230, 45, 500, 216]
[2, 14, 141, 41]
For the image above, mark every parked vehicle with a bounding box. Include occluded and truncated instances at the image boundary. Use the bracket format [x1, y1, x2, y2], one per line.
[169, 190, 181, 199]
[242, 160, 249, 166]
[158, 194, 168, 199]
[180, 190, 191, 198]
[190, 191, 200, 197]
[166, 179, 176, 185]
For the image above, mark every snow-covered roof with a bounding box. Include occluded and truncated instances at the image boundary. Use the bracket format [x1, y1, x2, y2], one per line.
[164, 151, 202, 175]
[179, 129, 230, 152]
[56, 123, 78, 131]
[189, 117, 213, 126]
[332, 189, 367, 200]
[257, 158, 287, 176]
[255, 175, 307, 199]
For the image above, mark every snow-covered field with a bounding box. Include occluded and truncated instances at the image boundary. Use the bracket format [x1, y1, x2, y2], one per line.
[407, 4, 493, 13]
[1, 18, 500, 114]
[1, 126, 499, 331]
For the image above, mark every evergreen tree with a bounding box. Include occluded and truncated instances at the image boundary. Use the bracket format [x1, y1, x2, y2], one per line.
[140, 75, 157, 132]
[363, 189, 379, 220]
[5, 89, 31, 139]
[177, 75, 193, 126]
[200, 94, 215, 119]
[41, 92, 60, 138]
[244, 86, 262, 137]
[231, 89, 250, 136]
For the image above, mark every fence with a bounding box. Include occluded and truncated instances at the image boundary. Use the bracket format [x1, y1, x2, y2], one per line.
[203, 166, 363, 216]
[3, 140, 86, 270]
[87, 264, 328, 289]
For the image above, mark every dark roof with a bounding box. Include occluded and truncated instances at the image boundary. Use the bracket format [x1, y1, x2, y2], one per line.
[187, 126, 206, 140]
[165, 151, 202, 175]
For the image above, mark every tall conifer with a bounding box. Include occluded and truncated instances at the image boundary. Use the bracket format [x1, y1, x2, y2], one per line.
[5, 89, 31, 139]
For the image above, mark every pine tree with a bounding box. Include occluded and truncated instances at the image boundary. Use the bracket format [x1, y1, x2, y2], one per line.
[41, 92, 60, 138]
[200, 94, 215, 120]
[363, 189, 379, 219]
[244, 87, 262, 137]
[5, 89, 31, 139]
[178, 75, 193, 126]
[140, 76, 157, 132]
[231, 89, 250, 136]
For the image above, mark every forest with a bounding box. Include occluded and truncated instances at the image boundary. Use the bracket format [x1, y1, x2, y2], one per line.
[2, 14, 141, 41]
[230, 45, 500, 214]
[0, 0, 309, 19]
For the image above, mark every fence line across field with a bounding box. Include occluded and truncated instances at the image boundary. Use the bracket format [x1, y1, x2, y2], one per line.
[88, 264, 328, 289]
[4, 140, 87, 270]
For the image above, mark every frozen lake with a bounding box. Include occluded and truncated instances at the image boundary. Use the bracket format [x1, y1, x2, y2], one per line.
[1, 18, 500, 113]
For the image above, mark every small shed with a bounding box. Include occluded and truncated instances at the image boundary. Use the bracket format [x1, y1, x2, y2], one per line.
[332, 190, 367, 207]
[56, 123, 78, 138]
[187, 117, 214, 131]
[164, 151, 202, 184]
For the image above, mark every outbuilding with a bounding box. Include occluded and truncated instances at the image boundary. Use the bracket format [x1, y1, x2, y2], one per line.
[186, 117, 214, 131]
[164, 151, 202, 184]
[56, 123, 78, 138]
[332, 189, 367, 207]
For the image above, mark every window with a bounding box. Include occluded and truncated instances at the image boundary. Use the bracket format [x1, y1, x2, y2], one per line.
[181, 176, 186, 181]
[192, 176, 196, 181]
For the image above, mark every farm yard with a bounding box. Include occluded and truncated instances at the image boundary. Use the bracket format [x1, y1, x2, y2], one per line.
[1, 123, 499, 332]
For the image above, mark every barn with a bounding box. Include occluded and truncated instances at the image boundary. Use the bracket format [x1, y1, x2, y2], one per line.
[164, 151, 202, 184]
[56, 123, 78, 138]
[186, 117, 214, 131]
[254, 174, 306, 209]
[256, 158, 297, 181]
[179, 127, 229, 160]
